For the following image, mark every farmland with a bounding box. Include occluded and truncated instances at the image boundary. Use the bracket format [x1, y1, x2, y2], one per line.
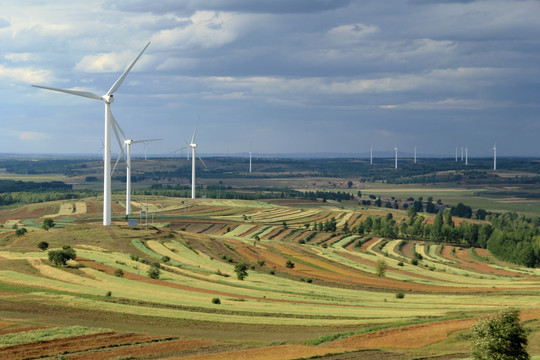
[0, 193, 539, 359]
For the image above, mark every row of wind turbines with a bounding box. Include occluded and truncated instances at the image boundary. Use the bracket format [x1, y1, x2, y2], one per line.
[32, 42, 500, 226]
[32, 42, 207, 226]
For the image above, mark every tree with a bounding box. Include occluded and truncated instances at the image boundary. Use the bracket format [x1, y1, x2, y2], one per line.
[471, 307, 529, 360]
[48, 246, 77, 266]
[15, 228, 27, 237]
[42, 218, 55, 230]
[147, 265, 160, 279]
[285, 260, 295, 269]
[37, 241, 49, 251]
[375, 258, 388, 277]
[347, 181, 353, 189]
[234, 263, 248, 280]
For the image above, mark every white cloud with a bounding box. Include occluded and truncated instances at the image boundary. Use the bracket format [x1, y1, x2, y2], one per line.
[325, 23, 379, 45]
[10, 131, 50, 141]
[4, 53, 33, 62]
[151, 11, 239, 49]
[0, 65, 51, 84]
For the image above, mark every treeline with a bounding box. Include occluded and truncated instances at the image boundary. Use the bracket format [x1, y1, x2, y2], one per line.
[0, 191, 86, 206]
[0, 180, 71, 193]
[347, 209, 539, 267]
[301, 191, 354, 202]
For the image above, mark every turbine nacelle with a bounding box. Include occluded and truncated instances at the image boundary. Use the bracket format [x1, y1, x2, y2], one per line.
[191, 143, 197, 149]
[102, 94, 114, 104]
[125, 139, 133, 146]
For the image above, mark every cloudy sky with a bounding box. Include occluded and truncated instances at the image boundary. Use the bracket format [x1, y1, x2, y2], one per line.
[1, 0, 539, 157]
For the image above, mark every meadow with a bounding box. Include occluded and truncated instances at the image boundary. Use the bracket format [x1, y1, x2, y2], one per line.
[0, 194, 538, 359]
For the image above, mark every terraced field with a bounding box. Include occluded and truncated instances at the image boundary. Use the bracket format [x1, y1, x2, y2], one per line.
[0, 197, 538, 359]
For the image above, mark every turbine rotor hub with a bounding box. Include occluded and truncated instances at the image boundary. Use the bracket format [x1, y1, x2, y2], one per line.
[102, 94, 114, 104]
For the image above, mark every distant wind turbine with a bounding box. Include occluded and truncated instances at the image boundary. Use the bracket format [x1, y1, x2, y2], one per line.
[370, 146, 373, 165]
[33, 42, 151, 226]
[249, 142, 252, 173]
[414, 146, 417, 164]
[492, 144, 497, 170]
[455, 147, 458, 162]
[465, 147, 468, 165]
[112, 134, 162, 215]
[173, 119, 207, 199]
[394, 146, 398, 170]
[461, 147, 464, 162]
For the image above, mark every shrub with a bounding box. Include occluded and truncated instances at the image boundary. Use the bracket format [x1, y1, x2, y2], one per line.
[147, 266, 160, 279]
[395, 292, 405, 299]
[37, 241, 49, 251]
[161, 256, 170, 263]
[234, 263, 248, 280]
[15, 228, 27, 237]
[397, 261, 404, 266]
[411, 258, 419, 266]
[257, 260, 265, 266]
[105, 291, 112, 297]
[212, 297, 221, 304]
[130, 254, 139, 261]
[114, 269, 124, 277]
[285, 260, 295, 269]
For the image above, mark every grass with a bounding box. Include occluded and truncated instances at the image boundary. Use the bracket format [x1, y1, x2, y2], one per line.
[0, 326, 106, 346]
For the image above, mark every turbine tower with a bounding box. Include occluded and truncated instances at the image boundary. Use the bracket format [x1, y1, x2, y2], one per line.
[370, 146, 373, 165]
[465, 147, 468, 165]
[33, 42, 150, 226]
[492, 144, 497, 170]
[249, 143, 252, 173]
[455, 147, 458, 162]
[461, 147, 464, 161]
[113, 136, 162, 215]
[173, 119, 206, 199]
[414, 146, 417, 164]
[394, 146, 398, 170]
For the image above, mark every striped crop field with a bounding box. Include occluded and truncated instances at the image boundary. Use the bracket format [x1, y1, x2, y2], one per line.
[0, 197, 538, 359]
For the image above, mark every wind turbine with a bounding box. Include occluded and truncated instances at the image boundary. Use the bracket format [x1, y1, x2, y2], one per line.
[33, 42, 150, 226]
[492, 144, 497, 170]
[465, 147, 468, 165]
[249, 142, 252, 173]
[414, 146, 417, 164]
[394, 146, 398, 170]
[113, 135, 162, 215]
[455, 147, 458, 162]
[173, 119, 206, 199]
[461, 147, 464, 162]
[370, 146, 373, 165]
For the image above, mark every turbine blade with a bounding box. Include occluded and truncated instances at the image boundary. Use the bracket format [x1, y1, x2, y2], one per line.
[111, 144, 125, 175]
[196, 152, 208, 169]
[191, 117, 199, 144]
[107, 42, 150, 95]
[110, 112, 127, 141]
[171, 145, 190, 154]
[131, 138, 163, 144]
[109, 111, 127, 167]
[32, 85, 101, 100]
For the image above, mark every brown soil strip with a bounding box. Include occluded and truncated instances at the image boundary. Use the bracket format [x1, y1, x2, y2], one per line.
[0, 332, 164, 360]
[68, 339, 221, 360]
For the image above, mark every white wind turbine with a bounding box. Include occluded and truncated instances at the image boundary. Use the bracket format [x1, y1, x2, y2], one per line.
[33, 42, 150, 226]
[492, 144, 497, 170]
[394, 146, 398, 169]
[112, 134, 162, 215]
[414, 146, 417, 164]
[370, 146, 373, 165]
[173, 119, 206, 199]
[465, 147, 468, 165]
[249, 142, 252, 173]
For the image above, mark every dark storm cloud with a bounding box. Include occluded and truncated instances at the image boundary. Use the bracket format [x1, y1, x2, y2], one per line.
[109, 0, 352, 14]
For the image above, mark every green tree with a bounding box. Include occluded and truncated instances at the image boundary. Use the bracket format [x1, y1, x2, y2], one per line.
[375, 258, 388, 277]
[147, 265, 160, 279]
[37, 241, 49, 251]
[471, 307, 529, 360]
[234, 263, 248, 280]
[285, 260, 295, 269]
[15, 228, 27, 237]
[48, 246, 77, 266]
[42, 218, 55, 230]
